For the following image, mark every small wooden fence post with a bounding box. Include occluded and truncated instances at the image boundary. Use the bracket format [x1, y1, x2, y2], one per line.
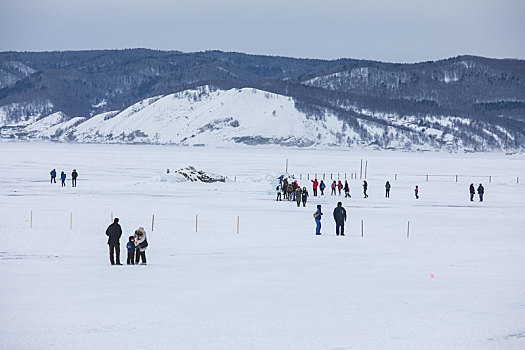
[30, 210, 33, 228]
[361, 220, 364, 237]
[70, 212, 72, 230]
[395, 173, 397, 181]
[455, 175, 458, 182]
[151, 215, 155, 232]
[237, 216, 240, 234]
[489, 176, 492, 183]
[196, 214, 198, 233]
[111, 212, 113, 222]
[364, 160, 368, 179]
[407, 221, 410, 239]
[426, 175, 429, 182]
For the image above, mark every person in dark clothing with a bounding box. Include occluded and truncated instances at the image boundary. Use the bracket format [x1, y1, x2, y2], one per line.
[469, 183, 476, 201]
[344, 181, 350, 198]
[414, 185, 419, 199]
[333, 202, 347, 236]
[60, 171, 66, 187]
[319, 180, 326, 195]
[295, 186, 302, 207]
[477, 184, 485, 202]
[134, 227, 148, 265]
[287, 184, 293, 201]
[71, 169, 78, 187]
[50, 169, 56, 183]
[363, 180, 368, 198]
[276, 184, 282, 201]
[106, 218, 123, 265]
[385, 181, 391, 198]
[301, 187, 309, 207]
[126, 236, 136, 265]
[331, 181, 336, 195]
[314, 204, 323, 235]
[337, 180, 343, 195]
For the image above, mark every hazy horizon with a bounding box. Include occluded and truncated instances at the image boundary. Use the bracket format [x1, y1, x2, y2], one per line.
[1, 0, 524, 63]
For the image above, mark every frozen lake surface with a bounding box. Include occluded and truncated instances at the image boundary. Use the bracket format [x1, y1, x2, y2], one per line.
[1, 142, 524, 350]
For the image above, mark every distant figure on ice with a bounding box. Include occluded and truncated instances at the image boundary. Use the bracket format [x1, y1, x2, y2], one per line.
[414, 185, 419, 199]
[134, 227, 148, 265]
[301, 187, 309, 207]
[311, 179, 319, 196]
[106, 218, 122, 265]
[337, 180, 343, 195]
[344, 180, 351, 198]
[469, 183, 476, 201]
[276, 184, 282, 201]
[320, 180, 326, 195]
[50, 169, 56, 183]
[126, 236, 136, 265]
[295, 186, 302, 207]
[331, 181, 336, 195]
[71, 169, 78, 187]
[60, 171, 66, 187]
[477, 183, 485, 202]
[166, 168, 170, 174]
[385, 181, 391, 198]
[333, 202, 347, 236]
[363, 180, 368, 198]
[314, 204, 323, 235]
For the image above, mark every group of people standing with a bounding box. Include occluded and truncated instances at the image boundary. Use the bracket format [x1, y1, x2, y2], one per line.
[469, 183, 485, 202]
[50, 168, 78, 187]
[106, 218, 148, 265]
[313, 202, 347, 236]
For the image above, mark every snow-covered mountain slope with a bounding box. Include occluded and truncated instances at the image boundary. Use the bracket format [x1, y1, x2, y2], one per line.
[66, 86, 348, 147]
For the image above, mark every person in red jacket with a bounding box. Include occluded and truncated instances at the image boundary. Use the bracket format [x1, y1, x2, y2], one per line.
[337, 180, 343, 195]
[311, 179, 319, 196]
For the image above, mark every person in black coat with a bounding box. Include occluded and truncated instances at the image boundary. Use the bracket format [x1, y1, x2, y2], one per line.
[477, 184, 485, 202]
[71, 169, 78, 187]
[363, 180, 368, 198]
[106, 218, 123, 265]
[50, 169, 56, 183]
[333, 202, 347, 236]
[469, 183, 476, 201]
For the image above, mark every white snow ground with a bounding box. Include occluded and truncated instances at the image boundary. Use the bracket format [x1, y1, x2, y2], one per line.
[1, 142, 524, 350]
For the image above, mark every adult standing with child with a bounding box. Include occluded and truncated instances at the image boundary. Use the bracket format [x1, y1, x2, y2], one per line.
[134, 227, 148, 265]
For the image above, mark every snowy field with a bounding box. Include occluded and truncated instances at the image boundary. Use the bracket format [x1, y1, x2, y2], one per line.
[1, 142, 524, 350]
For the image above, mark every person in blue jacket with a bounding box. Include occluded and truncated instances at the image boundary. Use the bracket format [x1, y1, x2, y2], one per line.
[60, 171, 66, 187]
[126, 236, 136, 265]
[50, 169, 56, 183]
[314, 204, 323, 235]
[333, 202, 347, 236]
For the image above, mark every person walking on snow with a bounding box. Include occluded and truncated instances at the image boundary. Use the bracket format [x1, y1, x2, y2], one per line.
[71, 169, 78, 187]
[337, 180, 343, 195]
[50, 169, 56, 183]
[320, 180, 326, 195]
[414, 185, 419, 199]
[106, 218, 122, 265]
[333, 202, 347, 236]
[385, 181, 391, 198]
[301, 187, 309, 207]
[134, 227, 148, 265]
[363, 180, 368, 198]
[311, 179, 319, 196]
[314, 204, 323, 235]
[60, 171, 66, 187]
[295, 186, 302, 207]
[331, 181, 336, 195]
[477, 183, 485, 202]
[276, 184, 282, 201]
[344, 180, 351, 198]
[469, 183, 476, 201]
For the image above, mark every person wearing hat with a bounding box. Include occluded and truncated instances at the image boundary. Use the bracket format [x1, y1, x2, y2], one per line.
[134, 227, 148, 265]
[106, 218, 123, 265]
[333, 202, 347, 236]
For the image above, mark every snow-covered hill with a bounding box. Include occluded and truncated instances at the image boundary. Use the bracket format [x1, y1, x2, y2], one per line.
[1, 85, 522, 151]
[61, 86, 350, 147]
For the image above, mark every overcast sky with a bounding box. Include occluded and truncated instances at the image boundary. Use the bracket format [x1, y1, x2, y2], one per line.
[1, 0, 524, 62]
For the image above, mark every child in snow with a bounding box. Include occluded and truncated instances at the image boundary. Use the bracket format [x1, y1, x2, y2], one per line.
[126, 236, 136, 265]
